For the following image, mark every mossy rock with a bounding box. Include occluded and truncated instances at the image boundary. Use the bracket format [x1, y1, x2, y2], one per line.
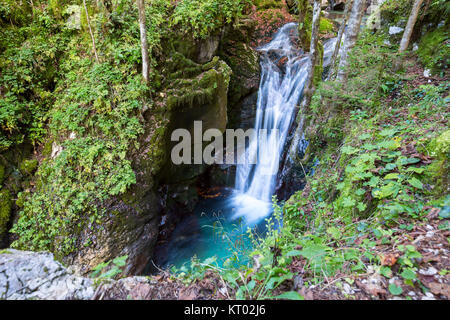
[424, 129, 450, 196]
[254, 0, 284, 10]
[0, 188, 12, 235]
[380, 0, 412, 27]
[0, 164, 4, 186]
[417, 27, 450, 74]
[19, 159, 38, 176]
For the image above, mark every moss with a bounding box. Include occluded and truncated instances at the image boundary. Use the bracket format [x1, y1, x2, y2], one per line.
[380, 0, 413, 27]
[0, 188, 12, 235]
[313, 41, 324, 87]
[254, 0, 284, 10]
[424, 129, 450, 196]
[166, 56, 232, 111]
[297, 0, 312, 51]
[42, 140, 53, 158]
[0, 164, 4, 186]
[319, 17, 334, 34]
[19, 159, 38, 176]
[417, 27, 450, 74]
[15, 190, 29, 208]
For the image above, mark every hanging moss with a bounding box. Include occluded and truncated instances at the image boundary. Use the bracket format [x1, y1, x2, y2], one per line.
[166, 56, 232, 111]
[0, 188, 12, 236]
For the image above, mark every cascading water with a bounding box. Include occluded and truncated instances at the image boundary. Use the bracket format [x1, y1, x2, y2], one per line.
[153, 23, 339, 270]
[231, 23, 338, 224]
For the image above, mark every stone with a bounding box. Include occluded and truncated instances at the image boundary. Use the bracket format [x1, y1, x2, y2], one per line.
[0, 249, 94, 300]
[65, 5, 81, 30]
[419, 267, 438, 276]
[197, 36, 221, 64]
[389, 26, 404, 35]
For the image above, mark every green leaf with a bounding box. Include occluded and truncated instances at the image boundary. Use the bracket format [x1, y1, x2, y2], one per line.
[408, 177, 423, 189]
[406, 167, 425, 174]
[274, 291, 304, 300]
[286, 250, 303, 257]
[342, 145, 359, 155]
[380, 266, 393, 278]
[358, 133, 371, 140]
[384, 173, 399, 180]
[342, 197, 356, 208]
[388, 283, 403, 295]
[379, 128, 398, 137]
[327, 227, 341, 239]
[401, 268, 416, 280]
[112, 255, 128, 267]
[298, 244, 329, 262]
[385, 163, 397, 171]
[357, 202, 367, 211]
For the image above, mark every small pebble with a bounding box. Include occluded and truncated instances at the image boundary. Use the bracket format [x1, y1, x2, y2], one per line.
[419, 267, 438, 276]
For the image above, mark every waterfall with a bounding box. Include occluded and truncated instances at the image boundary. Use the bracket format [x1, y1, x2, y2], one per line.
[231, 23, 337, 224]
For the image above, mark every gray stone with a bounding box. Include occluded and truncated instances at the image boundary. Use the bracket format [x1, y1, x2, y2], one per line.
[389, 26, 404, 35]
[0, 249, 94, 300]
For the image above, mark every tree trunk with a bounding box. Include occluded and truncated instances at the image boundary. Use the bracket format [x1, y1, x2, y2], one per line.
[83, 0, 99, 63]
[298, 0, 313, 52]
[329, 0, 353, 80]
[287, 0, 322, 162]
[336, 0, 366, 82]
[399, 0, 424, 53]
[302, 0, 322, 109]
[137, 0, 149, 83]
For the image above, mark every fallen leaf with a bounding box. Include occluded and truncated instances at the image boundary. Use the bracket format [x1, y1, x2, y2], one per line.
[380, 253, 399, 266]
[426, 207, 441, 220]
[427, 282, 450, 298]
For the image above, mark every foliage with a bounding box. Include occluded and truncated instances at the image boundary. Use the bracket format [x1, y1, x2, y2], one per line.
[0, 6, 68, 151]
[417, 26, 450, 75]
[171, 0, 249, 38]
[9, 2, 148, 255]
[91, 255, 128, 279]
[0, 188, 12, 235]
[319, 17, 333, 34]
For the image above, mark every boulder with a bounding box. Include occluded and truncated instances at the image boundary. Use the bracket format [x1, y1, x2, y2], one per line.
[0, 249, 94, 300]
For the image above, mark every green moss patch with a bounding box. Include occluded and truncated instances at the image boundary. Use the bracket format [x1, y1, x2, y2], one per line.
[19, 159, 38, 176]
[417, 27, 450, 74]
[0, 188, 12, 235]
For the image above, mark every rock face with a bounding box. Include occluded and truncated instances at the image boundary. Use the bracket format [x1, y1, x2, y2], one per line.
[54, 31, 236, 276]
[0, 143, 34, 249]
[4, 23, 259, 278]
[219, 20, 261, 129]
[0, 249, 217, 300]
[0, 249, 94, 300]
